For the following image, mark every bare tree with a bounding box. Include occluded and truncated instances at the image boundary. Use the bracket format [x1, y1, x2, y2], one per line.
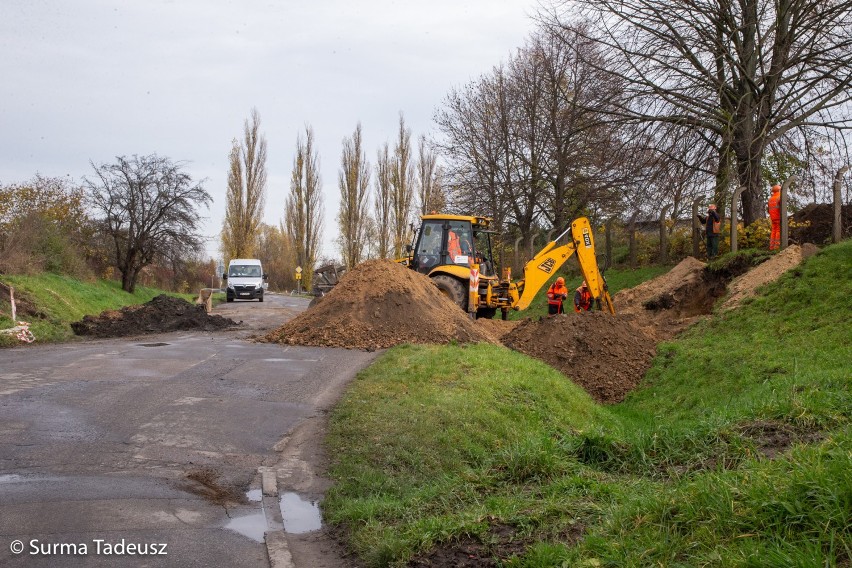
[337, 123, 371, 269]
[390, 114, 416, 258]
[373, 143, 393, 258]
[551, 0, 852, 223]
[416, 135, 444, 214]
[221, 108, 267, 259]
[285, 125, 324, 291]
[86, 154, 211, 293]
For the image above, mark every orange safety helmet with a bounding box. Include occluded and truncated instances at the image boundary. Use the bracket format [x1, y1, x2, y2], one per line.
[555, 277, 565, 286]
[581, 280, 587, 288]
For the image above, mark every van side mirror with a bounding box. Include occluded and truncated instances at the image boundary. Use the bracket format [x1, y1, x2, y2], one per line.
[222, 273, 228, 280]
[263, 273, 268, 280]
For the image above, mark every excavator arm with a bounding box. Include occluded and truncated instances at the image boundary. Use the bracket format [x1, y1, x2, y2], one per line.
[514, 217, 615, 313]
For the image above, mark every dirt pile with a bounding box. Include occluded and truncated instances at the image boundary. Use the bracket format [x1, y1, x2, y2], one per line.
[71, 295, 238, 338]
[721, 244, 816, 311]
[791, 203, 851, 245]
[264, 259, 491, 350]
[503, 313, 656, 404]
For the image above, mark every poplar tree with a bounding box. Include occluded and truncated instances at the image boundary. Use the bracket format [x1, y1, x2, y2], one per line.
[337, 123, 371, 269]
[373, 143, 393, 259]
[285, 125, 323, 291]
[390, 114, 415, 258]
[221, 108, 267, 259]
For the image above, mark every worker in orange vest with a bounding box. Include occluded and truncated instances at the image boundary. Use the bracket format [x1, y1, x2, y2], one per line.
[574, 281, 592, 312]
[768, 184, 782, 250]
[546, 277, 569, 315]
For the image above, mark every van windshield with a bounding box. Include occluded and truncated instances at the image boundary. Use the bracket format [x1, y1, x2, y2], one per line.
[229, 265, 261, 277]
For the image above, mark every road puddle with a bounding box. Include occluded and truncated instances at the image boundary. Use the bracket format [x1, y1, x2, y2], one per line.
[246, 489, 262, 502]
[224, 510, 267, 542]
[280, 492, 322, 533]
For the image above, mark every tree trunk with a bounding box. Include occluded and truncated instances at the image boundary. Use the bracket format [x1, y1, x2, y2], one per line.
[736, 151, 765, 225]
[122, 267, 137, 294]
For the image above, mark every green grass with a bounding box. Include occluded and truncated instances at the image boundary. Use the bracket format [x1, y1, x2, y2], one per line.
[0, 273, 195, 345]
[325, 241, 852, 567]
[508, 265, 671, 320]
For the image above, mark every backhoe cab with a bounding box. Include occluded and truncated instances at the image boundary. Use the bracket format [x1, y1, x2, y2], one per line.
[407, 214, 615, 319]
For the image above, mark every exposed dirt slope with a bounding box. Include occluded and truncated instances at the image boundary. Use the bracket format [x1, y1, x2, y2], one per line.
[263, 259, 490, 350]
[612, 256, 718, 340]
[721, 244, 817, 311]
[503, 312, 656, 404]
[71, 295, 238, 338]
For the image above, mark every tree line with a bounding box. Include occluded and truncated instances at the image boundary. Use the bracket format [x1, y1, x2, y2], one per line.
[433, 0, 851, 267]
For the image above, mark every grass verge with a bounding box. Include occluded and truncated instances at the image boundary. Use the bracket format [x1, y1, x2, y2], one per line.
[325, 241, 852, 567]
[0, 273, 195, 345]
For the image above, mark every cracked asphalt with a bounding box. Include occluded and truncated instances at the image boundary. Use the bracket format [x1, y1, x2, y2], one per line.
[0, 294, 376, 567]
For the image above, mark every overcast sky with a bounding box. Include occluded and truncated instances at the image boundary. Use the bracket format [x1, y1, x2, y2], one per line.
[1, 0, 540, 261]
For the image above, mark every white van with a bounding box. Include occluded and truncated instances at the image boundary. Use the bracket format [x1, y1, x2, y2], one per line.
[223, 259, 268, 302]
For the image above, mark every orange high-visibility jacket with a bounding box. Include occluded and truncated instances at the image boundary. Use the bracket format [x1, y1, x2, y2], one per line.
[768, 189, 781, 221]
[574, 286, 592, 312]
[547, 283, 568, 306]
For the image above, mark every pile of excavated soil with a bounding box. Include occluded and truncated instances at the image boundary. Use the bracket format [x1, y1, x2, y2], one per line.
[721, 244, 817, 311]
[264, 259, 491, 350]
[71, 295, 238, 338]
[503, 312, 657, 404]
[791, 203, 851, 245]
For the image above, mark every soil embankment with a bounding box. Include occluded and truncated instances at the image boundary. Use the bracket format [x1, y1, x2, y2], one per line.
[503, 313, 656, 404]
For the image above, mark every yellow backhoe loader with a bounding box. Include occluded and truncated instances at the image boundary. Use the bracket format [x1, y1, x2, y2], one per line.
[405, 213, 615, 319]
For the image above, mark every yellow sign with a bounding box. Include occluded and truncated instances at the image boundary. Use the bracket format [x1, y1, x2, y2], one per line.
[295, 266, 302, 273]
[295, 273, 302, 280]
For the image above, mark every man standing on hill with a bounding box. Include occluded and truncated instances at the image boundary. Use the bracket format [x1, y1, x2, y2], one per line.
[546, 277, 569, 314]
[574, 281, 592, 312]
[697, 204, 721, 260]
[768, 184, 782, 250]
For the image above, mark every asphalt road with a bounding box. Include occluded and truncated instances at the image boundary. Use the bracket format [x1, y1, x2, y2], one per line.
[0, 293, 376, 567]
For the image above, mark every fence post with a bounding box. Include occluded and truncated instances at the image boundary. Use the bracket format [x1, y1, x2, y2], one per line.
[692, 197, 702, 257]
[659, 204, 671, 264]
[605, 216, 615, 266]
[628, 212, 640, 268]
[513, 235, 523, 273]
[780, 176, 797, 250]
[730, 186, 745, 253]
[834, 166, 850, 243]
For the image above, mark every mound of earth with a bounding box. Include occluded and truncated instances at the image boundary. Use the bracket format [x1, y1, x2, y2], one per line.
[791, 203, 851, 245]
[721, 244, 817, 311]
[71, 294, 238, 338]
[264, 259, 491, 350]
[503, 312, 656, 404]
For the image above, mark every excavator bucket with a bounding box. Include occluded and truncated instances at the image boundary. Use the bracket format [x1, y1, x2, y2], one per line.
[571, 218, 615, 314]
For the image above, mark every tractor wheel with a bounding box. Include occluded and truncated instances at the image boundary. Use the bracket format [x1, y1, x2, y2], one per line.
[431, 275, 468, 311]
